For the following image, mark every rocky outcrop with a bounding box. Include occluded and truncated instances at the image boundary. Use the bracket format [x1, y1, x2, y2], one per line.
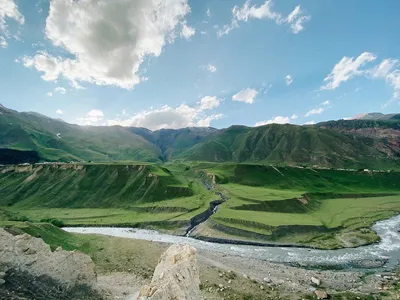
[137, 244, 201, 300]
[0, 228, 102, 300]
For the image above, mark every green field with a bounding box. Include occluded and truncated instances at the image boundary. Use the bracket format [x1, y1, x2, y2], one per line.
[1, 162, 400, 248]
[188, 163, 400, 248]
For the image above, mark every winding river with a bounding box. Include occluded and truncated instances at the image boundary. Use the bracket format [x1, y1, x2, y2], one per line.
[64, 214, 400, 270]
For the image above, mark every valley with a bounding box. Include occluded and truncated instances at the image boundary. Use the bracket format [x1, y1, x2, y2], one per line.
[1, 106, 400, 299]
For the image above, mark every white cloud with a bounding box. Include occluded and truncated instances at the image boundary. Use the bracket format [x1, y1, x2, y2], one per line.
[291, 114, 298, 119]
[305, 107, 324, 117]
[202, 64, 216, 73]
[303, 120, 315, 125]
[54, 87, 66, 94]
[322, 100, 330, 106]
[206, 8, 211, 18]
[200, 31, 207, 35]
[0, 0, 25, 39]
[46, 92, 53, 97]
[200, 96, 221, 110]
[368, 59, 398, 78]
[122, 109, 127, 115]
[0, 35, 6, 48]
[218, 1, 310, 37]
[321, 53, 400, 101]
[77, 109, 105, 125]
[321, 52, 377, 90]
[56, 109, 63, 115]
[107, 104, 222, 130]
[181, 21, 196, 39]
[285, 75, 293, 86]
[22, 0, 191, 90]
[255, 116, 290, 126]
[232, 88, 258, 104]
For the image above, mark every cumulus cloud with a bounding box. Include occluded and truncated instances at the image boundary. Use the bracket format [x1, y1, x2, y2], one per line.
[200, 96, 221, 110]
[181, 21, 196, 39]
[232, 88, 258, 104]
[54, 87, 66, 94]
[46, 92, 53, 97]
[56, 109, 63, 115]
[206, 8, 211, 18]
[77, 109, 105, 125]
[202, 64, 217, 73]
[22, 0, 191, 89]
[305, 107, 324, 117]
[303, 120, 315, 125]
[291, 114, 298, 119]
[285, 75, 293, 86]
[321, 52, 377, 90]
[0, 0, 25, 43]
[0, 35, 7, 48]
[218, 1, 310, 37]
[107, 104, 222, 130]
[255, 116, 290, 126]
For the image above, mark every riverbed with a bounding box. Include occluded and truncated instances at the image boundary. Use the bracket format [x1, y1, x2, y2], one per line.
[64, 214, 400, 270]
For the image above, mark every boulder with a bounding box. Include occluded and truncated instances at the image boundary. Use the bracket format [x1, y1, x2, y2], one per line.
[311, 276, 321, 286]
[0, 228, 96, 288]
[314, 289, 329, 299]
[0, 228, 101, 299]
[137, 244, 201, 300]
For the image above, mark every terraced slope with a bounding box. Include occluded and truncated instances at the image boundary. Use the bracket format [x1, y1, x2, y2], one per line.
[0, 164, 193, 208]
[190, 163, 400, 248]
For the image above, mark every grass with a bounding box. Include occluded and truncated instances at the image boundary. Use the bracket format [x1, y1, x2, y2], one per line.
[188, 163, 400, 248]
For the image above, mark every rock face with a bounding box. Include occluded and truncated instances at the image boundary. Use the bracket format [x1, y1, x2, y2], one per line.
[137, 244, 201, 300]
[0, 228, 102, 300]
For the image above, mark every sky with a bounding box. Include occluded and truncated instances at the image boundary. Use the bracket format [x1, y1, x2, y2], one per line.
[0, 0, 399, 130]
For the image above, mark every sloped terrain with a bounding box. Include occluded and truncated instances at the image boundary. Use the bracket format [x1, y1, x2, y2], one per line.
[179, 124, 400, 168]
[0, 164, 193, 208]
[0, 105, 161, 162]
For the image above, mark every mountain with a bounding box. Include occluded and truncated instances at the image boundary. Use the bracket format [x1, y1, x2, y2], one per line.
[1, 104, 399, 168]
[129, 127, 218, 161]
[352, 112, 400, 121]
[0, 105, 161, 162]
[177, 123, 399, 168]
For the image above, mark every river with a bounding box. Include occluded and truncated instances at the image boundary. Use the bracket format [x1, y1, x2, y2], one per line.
[64, 214, 400, 270]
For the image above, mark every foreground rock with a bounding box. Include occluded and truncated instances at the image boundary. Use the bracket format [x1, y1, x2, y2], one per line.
[0, 228, 102, 300]
[137, 244, 201, 300]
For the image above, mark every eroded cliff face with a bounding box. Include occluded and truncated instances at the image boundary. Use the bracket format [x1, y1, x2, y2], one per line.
[137, 244, 201, 300]
[0, 228, 103, 300]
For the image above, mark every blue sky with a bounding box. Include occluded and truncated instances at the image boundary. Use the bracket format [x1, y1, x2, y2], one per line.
[0, 0, 399, 129]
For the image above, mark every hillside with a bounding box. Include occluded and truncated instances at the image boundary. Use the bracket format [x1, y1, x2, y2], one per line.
[0, 105, 161, 162]
[179, 124, 399, 168]
[1, 104, 399, 168]
[0, 164, 193, 208]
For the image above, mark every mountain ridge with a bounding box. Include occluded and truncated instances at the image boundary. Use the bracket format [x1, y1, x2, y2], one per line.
[1, 104, 399, 168]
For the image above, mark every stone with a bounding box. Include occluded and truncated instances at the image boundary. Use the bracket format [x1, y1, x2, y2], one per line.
[314, 290, 329, 299]
[0, 272, 5, 279]
[311, 276, 321, 286]
[0, 228, 96, 288]
[260, 285, 264, 290]
[264, 277, 271, 283]
[243, 274, 248, 279]
[228, 280, 232, 284]
[0, 279, 5, 285]
[137, 244, 201, 300]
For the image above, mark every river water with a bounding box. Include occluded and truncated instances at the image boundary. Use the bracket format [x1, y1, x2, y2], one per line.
[64, 214, 400, 270]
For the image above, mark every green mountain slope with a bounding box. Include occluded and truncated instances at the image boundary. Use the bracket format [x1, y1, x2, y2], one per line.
[179, 124, 399, 168]
[0, 105, 161, 162]
[1, 104, 399, 168]
[0, 164, 193, 208]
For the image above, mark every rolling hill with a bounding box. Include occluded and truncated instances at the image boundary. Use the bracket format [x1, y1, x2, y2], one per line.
[1, 104, 399, 168]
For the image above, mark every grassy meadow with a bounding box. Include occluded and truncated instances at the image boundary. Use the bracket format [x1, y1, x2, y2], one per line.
[1, 162, 400, 248]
